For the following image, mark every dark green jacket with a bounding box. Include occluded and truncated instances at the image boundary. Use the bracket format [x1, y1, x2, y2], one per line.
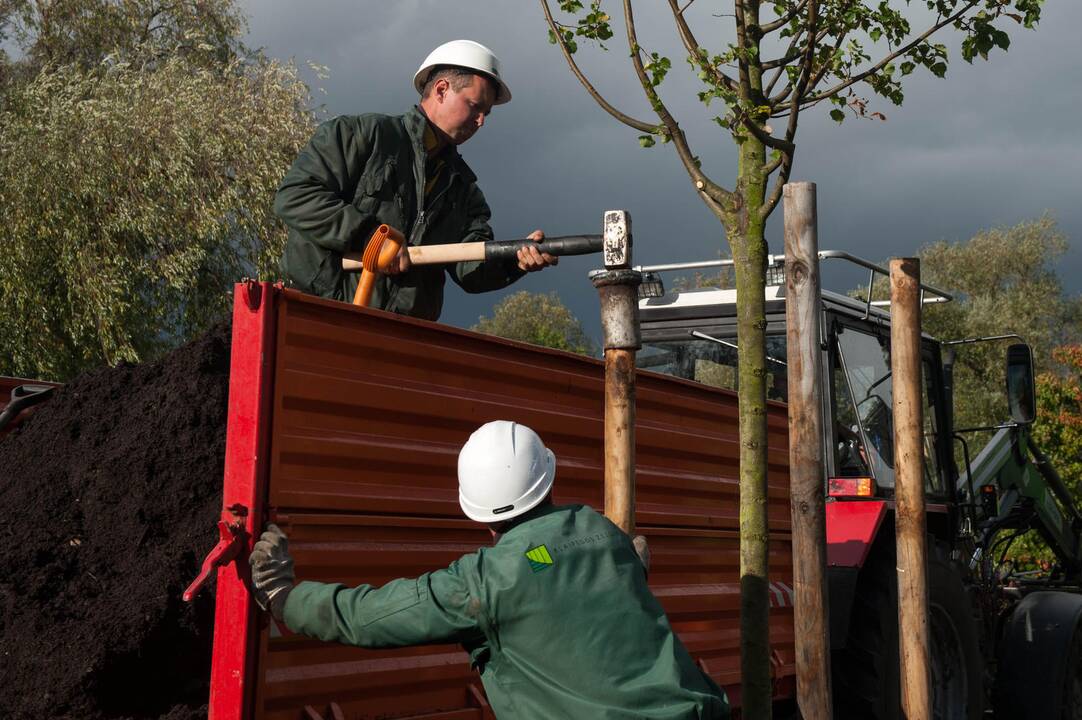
[284, 504, 729, 719]
[274, 106, 524, 320]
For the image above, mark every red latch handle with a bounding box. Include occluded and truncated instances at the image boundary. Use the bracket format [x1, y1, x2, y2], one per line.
[183, 517, 247, 602]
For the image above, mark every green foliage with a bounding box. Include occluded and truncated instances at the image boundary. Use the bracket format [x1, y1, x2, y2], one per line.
[0, 54, 315, 381]
[547, 0, 1041, 134]
[471, 291, 597, 356]
[1003, 345, 1082, 571]
[0, 0, 246, 89]
[919, 217, 1080, 431]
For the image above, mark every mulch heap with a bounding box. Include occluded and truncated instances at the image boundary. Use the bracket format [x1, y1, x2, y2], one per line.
[0, 323, 232, 720]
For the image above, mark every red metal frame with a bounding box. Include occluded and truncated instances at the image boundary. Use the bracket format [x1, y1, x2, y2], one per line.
[208, 282, 280, 720]
[825, 500, 887, 567]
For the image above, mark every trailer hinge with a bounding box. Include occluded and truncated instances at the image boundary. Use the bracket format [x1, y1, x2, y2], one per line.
[183, 505, 249, 602]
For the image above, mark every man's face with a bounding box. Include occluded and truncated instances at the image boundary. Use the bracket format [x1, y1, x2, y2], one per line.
[427, 74, 495, 145]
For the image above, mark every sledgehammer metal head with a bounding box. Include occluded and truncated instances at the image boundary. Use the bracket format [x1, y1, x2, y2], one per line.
[602, 210, 632, 270]
[590, 210, 640, 351]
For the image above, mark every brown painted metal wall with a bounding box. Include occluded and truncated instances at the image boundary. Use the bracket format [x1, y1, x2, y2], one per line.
[256, 290, 794, 718]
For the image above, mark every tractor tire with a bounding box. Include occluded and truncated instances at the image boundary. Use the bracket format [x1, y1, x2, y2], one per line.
[831, 545, 984, 720]
[1064, 625, 1082, 720]
[995, 591, 1082, 719]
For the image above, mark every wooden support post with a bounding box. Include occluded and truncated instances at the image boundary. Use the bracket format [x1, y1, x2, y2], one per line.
[604, 348, 636, 534]
[783, 182, 833, 719]
[890, 257, 930, 720]
[591, 210, 641, 534]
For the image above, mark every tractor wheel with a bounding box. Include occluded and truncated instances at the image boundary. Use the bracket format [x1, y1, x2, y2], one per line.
[996, 591, 1082, 719]
[831, 545, 983, 720]
[1064, 626, 1082, 720]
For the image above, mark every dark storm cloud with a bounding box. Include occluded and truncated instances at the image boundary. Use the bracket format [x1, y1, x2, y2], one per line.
[242, 1, 1081, 340]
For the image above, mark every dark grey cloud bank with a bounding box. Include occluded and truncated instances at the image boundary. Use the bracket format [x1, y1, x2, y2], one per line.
[242, 1, 1082, 341]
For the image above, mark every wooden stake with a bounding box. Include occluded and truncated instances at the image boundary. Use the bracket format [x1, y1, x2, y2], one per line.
[783, 182, 833, 719]
[604, 347, 636, 534]
[890, 257, 930, 720]
[592, 210, 640, 535]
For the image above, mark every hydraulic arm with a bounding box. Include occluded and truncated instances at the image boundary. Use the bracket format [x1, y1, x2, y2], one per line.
[962, 426, 1082, 579]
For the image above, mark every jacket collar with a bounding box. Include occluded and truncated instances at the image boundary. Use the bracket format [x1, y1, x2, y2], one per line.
[403, 105, 477, 184]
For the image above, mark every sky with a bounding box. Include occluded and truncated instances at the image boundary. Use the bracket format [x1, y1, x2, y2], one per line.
[240, 1, 1082, 343]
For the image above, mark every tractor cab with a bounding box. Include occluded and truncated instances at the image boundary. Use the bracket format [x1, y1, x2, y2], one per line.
[635, 253, 954, 505]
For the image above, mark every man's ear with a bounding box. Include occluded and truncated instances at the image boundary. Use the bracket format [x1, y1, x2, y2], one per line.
[432, 77, 450, 103]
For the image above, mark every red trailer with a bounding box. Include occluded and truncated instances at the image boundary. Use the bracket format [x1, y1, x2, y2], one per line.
[197, 281, 798, 719]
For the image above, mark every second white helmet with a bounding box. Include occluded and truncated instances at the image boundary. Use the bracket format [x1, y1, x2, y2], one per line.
[458, 421, 555, 523]
[413, 39, 512, 105]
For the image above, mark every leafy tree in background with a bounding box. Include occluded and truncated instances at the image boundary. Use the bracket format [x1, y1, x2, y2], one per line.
[540, 1, 1042, 709]
[0, 0, 316, 380]
[472, 291, 598, 356]
[1006, 345, 1082, 570]
[920, 217, 1081, 433]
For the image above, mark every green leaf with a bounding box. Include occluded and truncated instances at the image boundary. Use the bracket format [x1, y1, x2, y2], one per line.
[830, 109, 845, 123]
[638, 134, 656, 148]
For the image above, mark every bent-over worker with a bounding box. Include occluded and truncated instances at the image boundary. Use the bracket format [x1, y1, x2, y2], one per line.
[275, 40, 556, 319]
[249, 420, 730, 719]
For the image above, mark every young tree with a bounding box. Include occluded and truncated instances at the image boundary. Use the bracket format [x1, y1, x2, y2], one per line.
[540, 0, 1043, 713]
[0, 2, 315, 381]
[472, 290, 598, 356]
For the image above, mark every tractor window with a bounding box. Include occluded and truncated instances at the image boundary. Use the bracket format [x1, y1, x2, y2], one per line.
[835, 326, 896, 488]
[637, 334, 789, 401]
[922, 363, 945, 496]
[834, 325, 946, 496]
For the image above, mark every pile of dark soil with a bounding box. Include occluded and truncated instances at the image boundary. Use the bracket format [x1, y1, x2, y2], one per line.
[0, 324, 232, 719]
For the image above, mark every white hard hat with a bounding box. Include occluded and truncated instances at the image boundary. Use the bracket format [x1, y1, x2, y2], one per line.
[413, 39, 512, 105]
[458, 421, 555, 523]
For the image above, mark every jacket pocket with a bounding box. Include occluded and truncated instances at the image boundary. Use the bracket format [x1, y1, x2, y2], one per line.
[354, 161, 398, 213]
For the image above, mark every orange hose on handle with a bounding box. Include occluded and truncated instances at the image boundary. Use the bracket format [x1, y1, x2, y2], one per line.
[352, 224, 406, 307]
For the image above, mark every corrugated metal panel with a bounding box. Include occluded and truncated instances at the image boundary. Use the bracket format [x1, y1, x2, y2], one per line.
[258, 289, 794, 718]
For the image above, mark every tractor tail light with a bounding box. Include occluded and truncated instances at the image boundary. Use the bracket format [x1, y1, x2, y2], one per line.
[828, 476, 876, 498]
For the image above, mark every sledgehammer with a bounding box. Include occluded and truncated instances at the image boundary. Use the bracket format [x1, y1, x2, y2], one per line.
[344, 224, 603, 307]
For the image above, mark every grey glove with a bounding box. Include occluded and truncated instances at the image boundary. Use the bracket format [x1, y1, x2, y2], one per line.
[632, 534, 651, 575]
[249, 523, 295, 621]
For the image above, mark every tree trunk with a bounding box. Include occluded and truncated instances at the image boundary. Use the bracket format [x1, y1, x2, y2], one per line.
[729, 134, 772, 719]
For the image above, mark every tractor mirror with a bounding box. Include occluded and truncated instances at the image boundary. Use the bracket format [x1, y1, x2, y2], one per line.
[1006, 343, 1036, 425]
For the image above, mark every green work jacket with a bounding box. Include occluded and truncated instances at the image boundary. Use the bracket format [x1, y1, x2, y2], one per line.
[274, 106, 524, 320]
[284, 504, 729, 719]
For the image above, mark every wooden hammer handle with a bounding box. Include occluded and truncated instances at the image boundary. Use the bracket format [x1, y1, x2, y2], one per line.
[343, 242, 485, 271]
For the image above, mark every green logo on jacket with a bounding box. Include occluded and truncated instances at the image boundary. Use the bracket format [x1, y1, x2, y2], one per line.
[525, 544, 554, 573]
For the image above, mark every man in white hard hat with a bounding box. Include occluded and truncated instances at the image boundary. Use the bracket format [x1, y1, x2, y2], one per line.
[274, 40, 557, 320]
[250, 421, 730, 719]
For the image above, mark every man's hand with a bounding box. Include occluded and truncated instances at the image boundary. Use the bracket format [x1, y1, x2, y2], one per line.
[632, 535, 651, 575]
[385, 244, 412, 275]
[516, 230, 558, 273]
[249, 523, 295, 621]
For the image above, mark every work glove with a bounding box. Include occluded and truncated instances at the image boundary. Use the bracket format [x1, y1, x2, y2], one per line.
[632, 534, 651, 575]
[249, 523, 294, 621]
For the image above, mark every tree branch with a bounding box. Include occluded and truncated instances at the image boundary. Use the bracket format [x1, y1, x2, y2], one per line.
[803, 0, 979, 105]
[734, 0, 751, 96]
[539, 0, 656, 134]
[760, 0, 808, 35]
[666, 0, 737, 93]
[761, 0, 817, 219]
[624, 0, 733, 207]
[768, 23, 844, 109]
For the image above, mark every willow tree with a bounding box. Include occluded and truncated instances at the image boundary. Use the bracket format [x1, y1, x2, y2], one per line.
[0, 1, 315, 380]
[540, 0, 1042, 714]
